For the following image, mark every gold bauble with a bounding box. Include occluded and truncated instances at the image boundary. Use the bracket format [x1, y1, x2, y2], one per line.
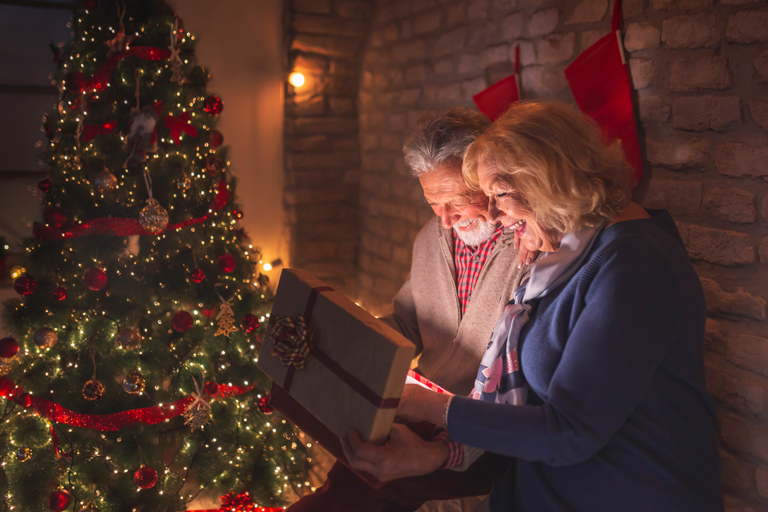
[94, 169, 117, 193]
[15, 444, 31, 462]
[139, 198, 168, 234]
[82, 378, 105, 401]
[123, 371, 146, 395]
[33, 327, 58, 349]
[115, 327, 141, 349]
[176, 173, 191, 191]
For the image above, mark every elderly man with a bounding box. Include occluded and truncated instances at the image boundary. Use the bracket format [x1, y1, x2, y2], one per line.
[288, 108, 531, 512]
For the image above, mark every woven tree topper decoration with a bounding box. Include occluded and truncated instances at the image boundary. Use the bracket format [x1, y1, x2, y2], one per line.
[214, 284, 239, 337]
[183, 374, 211, 430]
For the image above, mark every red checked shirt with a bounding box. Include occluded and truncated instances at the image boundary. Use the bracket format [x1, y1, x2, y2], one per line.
[453, 224, 504, 317]
[437, 223, 504, 469]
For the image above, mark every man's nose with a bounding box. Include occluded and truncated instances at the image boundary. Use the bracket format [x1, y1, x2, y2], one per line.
[438, 206, 458, 229]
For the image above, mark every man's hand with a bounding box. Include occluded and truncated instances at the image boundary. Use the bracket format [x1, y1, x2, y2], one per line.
[514, 234, 538, 268]
[396, 384, 450, 426]
[341, 424, 449, 482]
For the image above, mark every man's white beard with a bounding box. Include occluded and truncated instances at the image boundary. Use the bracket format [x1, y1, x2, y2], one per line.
[453, 218, 496, 246]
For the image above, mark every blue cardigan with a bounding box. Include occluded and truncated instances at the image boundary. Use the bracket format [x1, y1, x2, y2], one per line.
[447, 210, 723, 511]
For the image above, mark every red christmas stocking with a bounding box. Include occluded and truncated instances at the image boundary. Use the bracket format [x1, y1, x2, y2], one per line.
[473, 46, 520, 122]
[565, 0, 643, 186]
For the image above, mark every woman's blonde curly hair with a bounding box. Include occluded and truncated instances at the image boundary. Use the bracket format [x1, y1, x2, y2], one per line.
[462, 101, 634, 236]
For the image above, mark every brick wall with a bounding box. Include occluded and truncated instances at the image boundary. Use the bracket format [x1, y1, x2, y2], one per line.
[283, 0, 374, 294]
[348, 0, 768, 509]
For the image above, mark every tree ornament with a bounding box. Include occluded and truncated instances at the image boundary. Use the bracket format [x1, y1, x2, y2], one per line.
[134, 464, 158, 489]
[33, 327, 58, 349]
[258, 394, 274, 414]
[123, 371, 146, 395]
[190, 268, 205, 283]
[94, 169, 117, 193]
[115, 327, 141, 349]
[217, 253, 236, 273]
[172, 310, 194, 333]
[15, 443, 31, 462]
[14, 274, 36, 296]
[0, 337, 19, 358]
[47, 489, 72, 512]
[14, 391, 32, 408]
[44, 207, 67, 228]
[183, 375, 211, 430]
[203, 95, 223, 115]
[169, 18, 186, 84]
[53, 286, 67, 301]
[139, 198, 169, 233]
[204, 155, 223, 176]
[214, 285, 239, 337]
[85, 267, 108, 291]
[176, 172, 191, 191]
[233, 209, 243, 220]
[126, 104, 161, 164]
[209, 130, 224, 148]
[0, 377, 13, 397]
[82, 378, 105, 401]
[204, 381, 219, 395]
[242, 314, 259, 334]
[38, 178, 53, 193]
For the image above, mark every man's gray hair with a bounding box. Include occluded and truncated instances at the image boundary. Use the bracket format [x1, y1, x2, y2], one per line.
[403, 107, 491, 177]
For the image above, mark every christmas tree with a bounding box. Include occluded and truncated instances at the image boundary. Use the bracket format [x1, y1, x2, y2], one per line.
[0, 1, 310, 511]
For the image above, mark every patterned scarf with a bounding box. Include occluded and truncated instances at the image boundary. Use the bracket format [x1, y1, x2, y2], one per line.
[470, 220, 607, 404]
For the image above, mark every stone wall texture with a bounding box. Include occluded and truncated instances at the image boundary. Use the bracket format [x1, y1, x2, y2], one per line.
[285, 0, 768, 509]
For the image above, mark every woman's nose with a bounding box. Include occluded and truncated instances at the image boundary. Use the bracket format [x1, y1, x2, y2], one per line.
[487, 197, 501, 222]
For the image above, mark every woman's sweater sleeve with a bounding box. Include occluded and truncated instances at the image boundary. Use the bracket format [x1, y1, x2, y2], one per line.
[446, 237, 695, 466]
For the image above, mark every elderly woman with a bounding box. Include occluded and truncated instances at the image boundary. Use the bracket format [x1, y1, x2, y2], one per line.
[343, 101, 723, 512]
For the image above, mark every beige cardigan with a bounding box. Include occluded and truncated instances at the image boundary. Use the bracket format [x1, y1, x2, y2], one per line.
[381, 218, 530, 396]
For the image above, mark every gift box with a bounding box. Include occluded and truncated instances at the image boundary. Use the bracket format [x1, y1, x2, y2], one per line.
[257, 268, 416, 447]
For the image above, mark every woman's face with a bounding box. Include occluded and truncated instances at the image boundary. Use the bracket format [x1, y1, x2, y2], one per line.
[476, 159, 561, 253]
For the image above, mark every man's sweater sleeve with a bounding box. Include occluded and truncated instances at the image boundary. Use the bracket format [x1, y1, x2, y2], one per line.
[446, 238, 691, 466]
[379, 274, 424, 355]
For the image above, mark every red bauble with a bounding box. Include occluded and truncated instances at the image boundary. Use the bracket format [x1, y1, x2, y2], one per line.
[0, 377, 14, 397]
[134, 465, 158, 489]
[64, 72, 86, 93]
[14, 274, 36, 296]
[190, 268, 205, 283]
[47, 489, 72, 512]
[44, 207, 67, 228]
[85, 267, 107, 291]
[217, 254, 236, 273]
[0, 337, 19, 358]
[203, 95, 223, 115]
[258, 395, 274, 414]
[53, 286, 67, 301]
[38, 178, 53, 193]
[205, 381, 219, 395]
[209, 130, 224, 148]
[14, 392, 32, 408]
[242, 314, 259, 334]
[233, 209, 243, 220]
[172, 310, 194, 333]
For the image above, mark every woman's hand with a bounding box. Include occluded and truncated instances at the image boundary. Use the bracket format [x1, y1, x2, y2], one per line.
[341, 424, 449, 482]
[515, 234, 538, 268]
[396, 384, 451, 427]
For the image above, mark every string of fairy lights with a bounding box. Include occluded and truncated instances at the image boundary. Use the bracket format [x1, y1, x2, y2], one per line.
[1, 4, 310, 512]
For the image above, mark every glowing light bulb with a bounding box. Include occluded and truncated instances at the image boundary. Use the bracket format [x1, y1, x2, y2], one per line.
[288, 72, 305, 87]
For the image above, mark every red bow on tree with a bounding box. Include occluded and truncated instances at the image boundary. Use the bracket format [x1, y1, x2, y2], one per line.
[163, 111, 198, 145]
[81, 120, 117, 142]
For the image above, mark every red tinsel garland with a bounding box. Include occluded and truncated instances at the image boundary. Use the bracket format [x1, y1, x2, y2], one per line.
[1, 379, 251, 431]
[82, 46, 171, 93]
[33, 176, 230, 240]
[81, 120, 117, 142]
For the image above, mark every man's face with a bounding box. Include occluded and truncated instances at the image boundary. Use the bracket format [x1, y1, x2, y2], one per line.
[419, 164, 496, 246]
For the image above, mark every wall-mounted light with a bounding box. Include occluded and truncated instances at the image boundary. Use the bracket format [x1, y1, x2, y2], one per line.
[262, 258, 283, 272]
[288, 72, 305, 88]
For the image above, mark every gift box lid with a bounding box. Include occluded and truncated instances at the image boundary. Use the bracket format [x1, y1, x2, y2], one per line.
[257, 268, 416, 443]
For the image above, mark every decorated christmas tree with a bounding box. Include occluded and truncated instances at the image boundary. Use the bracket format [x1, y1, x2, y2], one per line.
[0, 1, 310, 510]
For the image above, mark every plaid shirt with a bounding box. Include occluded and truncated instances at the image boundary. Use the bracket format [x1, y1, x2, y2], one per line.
[453, 224, 504, 317]
[438, 223, 504, 469]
